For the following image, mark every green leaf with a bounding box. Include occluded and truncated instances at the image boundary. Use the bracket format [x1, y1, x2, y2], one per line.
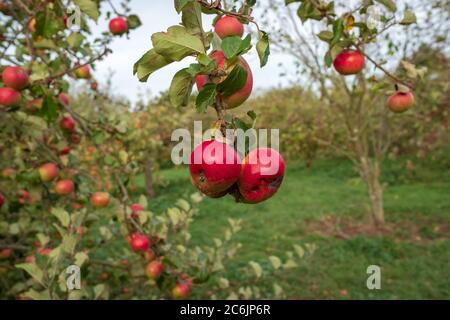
[73, 0, 100, 21]
[221, 35, 252, 59]
[375, 0, 397, 12]
[38, 95, 58, 123]
[67, 32, 85, 49]
[317, 30, 334, 42]
[324, 51, 333, 67]
[16, 263, 45, 286]
[133, 49, 173, 82]
[196, 83, 216, 113]
[400, 10, 416, 25]
[181, 1, 204, 39]
[175, 0, 191, 13]
[127, 15, 142, 30]
[256, 31, 270, 67]
[62, 234, 77, 254]
[51, 208, 71, 227]
[74, 251, 88, 267]
[152, 25, 205, 61]
[217, 64, 247, 96]
[169, 68, 195, 107]
[247, 110, 257, 121]
[23, 289, 51, 300]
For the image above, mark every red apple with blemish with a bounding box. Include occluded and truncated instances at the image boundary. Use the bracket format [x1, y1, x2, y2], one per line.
[333, 49, 365, 75]
[196, 50, 253, 109]
[189, 140, 241, 198]
[237, 148, 285, 204]
[214, 15, 244, 39]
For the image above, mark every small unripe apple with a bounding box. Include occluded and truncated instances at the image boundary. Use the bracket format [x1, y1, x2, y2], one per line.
[91, 192, 110, 208]
[387, 91, 414, 113]
[2, 66, 29, 90]
[109, 17, 128, 35]
[39, 162, 59, 182]
[237, 148, 285, 204]
[60, 116, 76, 132]
[58, 92, 70, 106]
[146, 260, 164, 279]
[0, 87, 21, 106]
[333, 50, 365, 75]
[214, 15, 244, 39]
[74, 64, 91, 79]
[189, 140, 241, 198]
[128, 233, 150, 252]
[196, 51, 253, 109]
[55, 179, 74, 195]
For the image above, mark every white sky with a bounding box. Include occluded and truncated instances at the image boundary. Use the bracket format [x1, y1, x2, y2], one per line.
[88, 1, 293, 104]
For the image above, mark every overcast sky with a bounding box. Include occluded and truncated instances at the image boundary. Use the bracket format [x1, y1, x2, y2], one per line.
[88, 1, 293, 104]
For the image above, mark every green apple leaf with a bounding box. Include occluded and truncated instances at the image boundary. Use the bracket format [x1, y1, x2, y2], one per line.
[400, 10, 417, 25]
[73, 0, 99, 21]
[169, 68, 195, 108]
[196, 83, 217, 113]
[375, 0, 397, 12]
[152, 25, 205, 61]
[133, 49, 173, 82]
[256, 31, 270, 67]
[222, 34, 252, 59]
[217, 64, 247, 97]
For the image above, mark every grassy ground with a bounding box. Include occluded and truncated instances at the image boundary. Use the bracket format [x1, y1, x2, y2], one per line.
[136, 152, 450, 299]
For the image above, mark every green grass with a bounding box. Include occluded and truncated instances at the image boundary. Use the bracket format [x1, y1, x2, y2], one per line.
[135, 153, 450, 299]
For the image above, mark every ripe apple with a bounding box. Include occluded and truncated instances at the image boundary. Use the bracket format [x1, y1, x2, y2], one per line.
[25, 98, 43, 113]
[196, 50, 253, 109]
[91, 81, 98, 91]
[109, 17, 128, 35]
[25, 255, 35, 263]
[0, 87, 21, 106]
[58, 92, 70, 106]
[75, 226, 85, 236]
[146, 260, 164, 279]
[0, 248, 12, 259]
[172, 283, 190, 299]
[2, 66, 29, 90]
[59, 146, 71, 155]
[55, 179, 74, 195]
[237, 148, 285, 204]
[18, 189, 31, 204]
[333, 49, 365, 75]
[38, 162, 59, 182]
[131, 203, 143, 218]
[70, 133, 82, 144]
[214, 15, 244, 39]
[60, 116, 76, 132]
[387, 91, 414, 113]
[74, 64, 91, 79]
[189, 140, 241, 198]
[0, 193, 4, 207]
[91, 192, 110, 208]
[128, 233, 150, 252]
[38, 248, 53, 256]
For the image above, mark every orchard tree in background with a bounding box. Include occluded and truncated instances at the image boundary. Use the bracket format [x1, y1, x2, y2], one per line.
[257, 0, 440, 226]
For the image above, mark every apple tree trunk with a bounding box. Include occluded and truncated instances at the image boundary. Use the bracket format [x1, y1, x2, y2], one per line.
[359, 156, 385, 226]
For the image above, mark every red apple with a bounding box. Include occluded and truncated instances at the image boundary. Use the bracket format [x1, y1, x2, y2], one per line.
[128, 233, 150, 252]
[25, 255, 35, 263]
[2, 66, 29, 90]
[59, 146, 71, 155]
[387, 91, 414, 113]
[172, 283, 190, 299]
[60, 116, 76, 132]
[39, 162, 59, 182]
[18, 189, 31, 204]
[0, 193, 4, 207]
[0, 248, 12, 259]
[91, 192, 110, 208]
[58, 92, 70, 106]
[146, 260, 164, 279]
[74, 64, 91, 79]
[70, 133, 81, 144]
[38, 248, 53, 256]
[25, 98, 43, 113]
[333, 49, 365, 75]
[130, 203, 143, 218]
[0, 87, 21, 106]
[109, 17, 128, 35]
[55, 179, 74, 195]
[214, 15, 244, 39]
[196, 50, 253, 109]
[237, 148, 285, 204]
[189, 140, 241, 198]
[63, 15, 68, 28]
[91, 81, 98, 91]
[75, 226, 86, 236]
